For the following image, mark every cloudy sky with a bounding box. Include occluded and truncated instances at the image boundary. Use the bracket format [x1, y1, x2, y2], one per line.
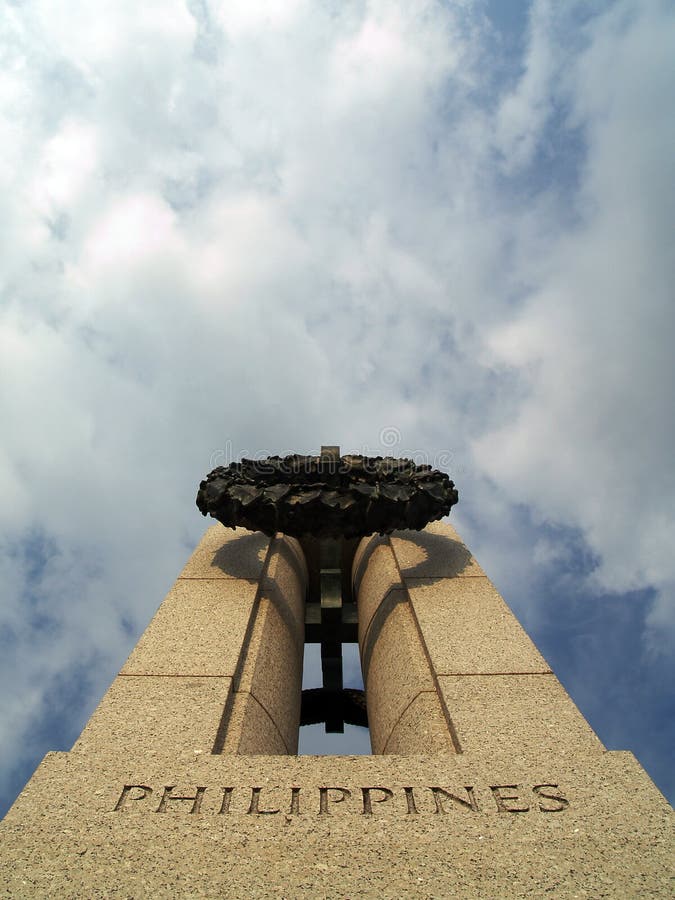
[1, 0, 674, 814]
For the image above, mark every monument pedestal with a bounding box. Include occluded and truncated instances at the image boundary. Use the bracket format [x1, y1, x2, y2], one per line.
[2, 749, 672, 897]
[1, 523, 672, 897]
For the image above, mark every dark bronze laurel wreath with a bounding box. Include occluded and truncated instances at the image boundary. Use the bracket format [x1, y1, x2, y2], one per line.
[196, 453, 458, 539]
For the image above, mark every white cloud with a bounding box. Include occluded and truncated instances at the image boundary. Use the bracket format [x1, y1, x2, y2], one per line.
[0, 0, 674, 808]
[494, 0, 559, 172]
[475, 0, 675, 638]
[82, 193, 178, 269]
[31, 119, 99, 216]
[212, 0, 308, 38]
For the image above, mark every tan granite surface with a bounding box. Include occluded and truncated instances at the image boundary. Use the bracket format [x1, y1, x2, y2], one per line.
[258, 534, 306, 651]
[178, 525, 269, 579]
[405, 577, 550, 675]
[72, 675, 233, 759]
[355, 535, 459, 754]
[221, 693, 289, 755]
[383, 691, 456, 754]
[438, 674, 605, 756]
[353, 535, 404, 638]
[80, 528, 305, 760]
[222, 534, 306, 755]
[358, 578, 453, 754]
[230, 591, 304, 754]
[389, 522, 486, 578]
[121, 578, 258, 676]
[2, 522, 673, 897]
[1, 750, 672, 898]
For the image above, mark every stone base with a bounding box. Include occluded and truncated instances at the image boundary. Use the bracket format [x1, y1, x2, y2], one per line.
[1, 749, 672, 898]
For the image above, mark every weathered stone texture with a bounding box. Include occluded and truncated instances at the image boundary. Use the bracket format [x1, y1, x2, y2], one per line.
[1, 521, 672, 898]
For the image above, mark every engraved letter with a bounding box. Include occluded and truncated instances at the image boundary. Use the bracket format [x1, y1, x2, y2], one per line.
[403, 787, 419, 815]
[289, 787, 301, 815]
[114, 784, 153, 811]
[319, 787, 351, 815]
[429, 786, 479, 813]
[490, 784, 529, 813]
[247, 787, 280, 815]
[156, 786, 206, 814]
[361, 787, 394, 815]
[533, 784, 569, 813]
[219, 787, 234, 815]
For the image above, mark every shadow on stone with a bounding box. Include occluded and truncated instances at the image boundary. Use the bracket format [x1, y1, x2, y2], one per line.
[352, 533, 390, 595]
[353, 527, 474, 735]
[359, 589, 409, 683]
[391, 528, 472, 580]
[262, 536, 307, 659]
[210, 531, 269, 578]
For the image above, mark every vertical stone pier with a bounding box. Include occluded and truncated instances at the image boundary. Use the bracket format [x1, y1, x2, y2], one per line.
[355, 522, 603, 759]
[0, 521, 672, 898]
[72, 526, 307, 761]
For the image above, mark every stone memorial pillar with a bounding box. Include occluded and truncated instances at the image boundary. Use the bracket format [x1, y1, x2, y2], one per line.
[70, 527, 307, 759]
[354, 522, 604, 761]
[1, 518, 672, 897]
